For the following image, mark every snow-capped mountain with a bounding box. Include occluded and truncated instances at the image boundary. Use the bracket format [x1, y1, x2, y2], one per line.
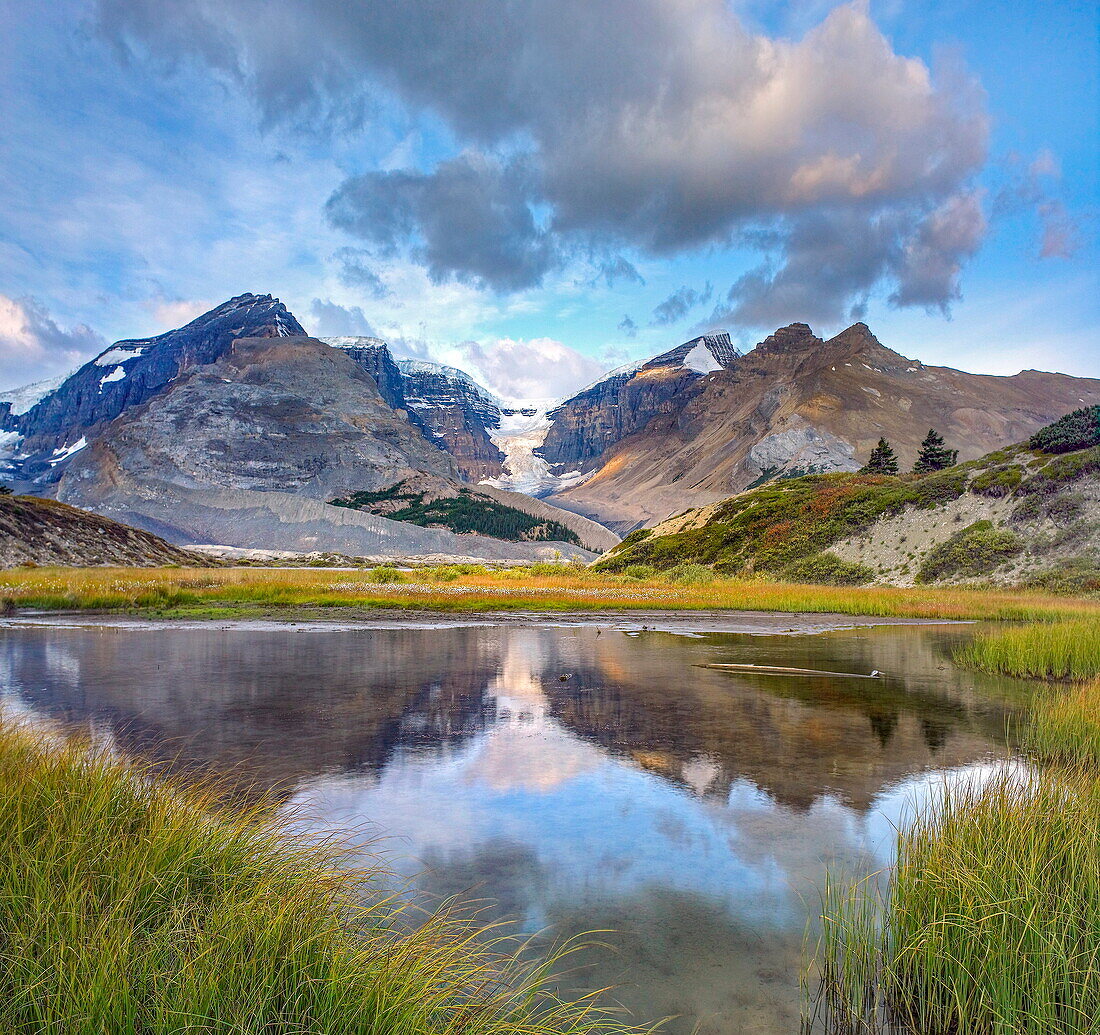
[2, 293, 304, 486]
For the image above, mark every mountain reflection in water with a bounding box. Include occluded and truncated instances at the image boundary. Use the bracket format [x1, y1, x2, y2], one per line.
[0, 620, 1022, 1034]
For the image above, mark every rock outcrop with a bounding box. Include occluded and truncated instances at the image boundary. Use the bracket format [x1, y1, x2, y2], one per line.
[395, 360, 505, 481]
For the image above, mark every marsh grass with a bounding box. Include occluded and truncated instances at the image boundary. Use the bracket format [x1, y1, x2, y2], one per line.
[0, 721, 641, 1035]
[955, 619, 1100, 680]
[806, 768, 1100, 1034]
[1027, 678, 1100, 768]
[0, 565, 1097, 624]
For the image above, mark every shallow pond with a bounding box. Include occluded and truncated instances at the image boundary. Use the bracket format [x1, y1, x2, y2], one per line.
[0, 613, 1025, 1034]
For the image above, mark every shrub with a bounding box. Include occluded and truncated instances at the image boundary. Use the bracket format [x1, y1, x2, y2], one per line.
[662, 563, 715, 585]
[970, 464, 1023, 498]
[620, 564, 657, 580]
[916, 520, 1023, 583]
[781, 552, 875, 586]
[1029, 406, 1100, 453]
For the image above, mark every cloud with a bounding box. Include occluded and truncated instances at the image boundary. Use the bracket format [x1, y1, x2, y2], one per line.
[326, 153, 556, 291]
[308, 298, 377, 337]
[588, 256, 645, 289]
[332, 248, 389, 297]
[453, 338, 607, 401]
[97, 0, 990, 319]
[650, 283, 713, 326]
[0, 295, 106, 389]
[993, 150, 1082, 259]
[617, 315, 638, 338]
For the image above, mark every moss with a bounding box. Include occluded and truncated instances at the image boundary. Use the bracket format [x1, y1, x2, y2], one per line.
[916, 520, 1024, 583]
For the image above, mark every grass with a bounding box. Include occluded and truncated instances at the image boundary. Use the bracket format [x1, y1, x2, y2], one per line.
[807, 769, 1100, 1034]
[1, 565, 1099, 624]
[0, 720, 639, 1035]
[806, 607, 1100, 1031]
[954, 619, 1100, 680]
[1027, 679, 1100, 768]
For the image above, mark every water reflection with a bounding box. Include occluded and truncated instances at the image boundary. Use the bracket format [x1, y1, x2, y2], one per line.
[0, 619, 1022, 1034]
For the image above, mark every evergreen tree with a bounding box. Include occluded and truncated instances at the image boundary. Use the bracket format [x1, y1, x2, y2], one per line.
[861, 437, 899, 475]
[913, 429, 958, 473]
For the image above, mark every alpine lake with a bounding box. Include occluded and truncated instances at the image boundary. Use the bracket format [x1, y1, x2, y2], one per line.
[0, 611, 1028, 1034]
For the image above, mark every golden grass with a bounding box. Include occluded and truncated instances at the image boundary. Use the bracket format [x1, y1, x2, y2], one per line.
[1, 564, 1098, 623]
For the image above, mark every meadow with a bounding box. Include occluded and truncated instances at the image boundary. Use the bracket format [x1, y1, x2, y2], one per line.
[1, 563, 1099, 624]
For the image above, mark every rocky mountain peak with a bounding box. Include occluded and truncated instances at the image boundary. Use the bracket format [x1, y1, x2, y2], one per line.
[755, 323, 822, 354]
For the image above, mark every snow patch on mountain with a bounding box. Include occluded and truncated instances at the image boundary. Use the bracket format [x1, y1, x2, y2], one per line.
[682, 341, 723, 374]
[95, 346, 148, 367]
[98, 366, 127, 391]
[0, 372, 73, 416]
[482, 400, 591, 496]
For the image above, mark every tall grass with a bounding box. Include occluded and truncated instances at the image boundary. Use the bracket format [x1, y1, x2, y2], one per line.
[955, 619, 1100, 680]
[1028, 678, 1100, 768]
[0, 721, 640, 1035]
[1, 565, 1098, 623]
[806, 768, 1100, 1034]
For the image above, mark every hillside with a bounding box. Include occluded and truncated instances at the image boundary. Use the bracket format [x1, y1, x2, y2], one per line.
[596, 408, 1100, 589]
[544, 323, 1100, 530]
[0, 493, 203, 568]
[329, 475, 619, 553]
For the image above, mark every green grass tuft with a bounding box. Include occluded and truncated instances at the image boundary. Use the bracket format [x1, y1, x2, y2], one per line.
[0, 722, 641, 1035]
[955, 619, 1100, 680]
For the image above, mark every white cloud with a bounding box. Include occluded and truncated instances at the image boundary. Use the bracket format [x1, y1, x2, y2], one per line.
[0, 295, 105, 390]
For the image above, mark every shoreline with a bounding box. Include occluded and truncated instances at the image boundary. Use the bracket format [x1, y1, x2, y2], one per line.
[0, 607, 971, 636]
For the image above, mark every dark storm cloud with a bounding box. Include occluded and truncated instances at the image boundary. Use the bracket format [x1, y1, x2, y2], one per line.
[650, 283, 713, 326]
[326, 154, 556, 291]
[97, 0, 991, 316]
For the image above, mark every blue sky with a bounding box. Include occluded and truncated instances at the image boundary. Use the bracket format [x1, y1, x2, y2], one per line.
[0, 0, 1095, 397]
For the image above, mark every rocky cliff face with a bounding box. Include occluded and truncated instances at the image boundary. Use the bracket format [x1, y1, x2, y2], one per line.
[320, 336, 407, 412]
[396, 360, 505, 481]
[539, 333, 740, 471]
[545, 322, 1100, 530]
[3, 294, 304, 487]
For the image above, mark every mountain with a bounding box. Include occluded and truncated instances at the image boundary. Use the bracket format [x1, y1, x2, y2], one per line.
[541, 322, 1100, 530]
[595, 411, 1100, 589]
[0, 493, 203, 568]
[394, 359, 505, 480]
[53, 333, 600, 561]
[539, 332, 740, 473]
[1, 293, 305, 486]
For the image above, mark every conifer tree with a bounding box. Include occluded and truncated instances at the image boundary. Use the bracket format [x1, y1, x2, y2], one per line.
[861, 437, 899, 475]
[912, 429, 958, 473]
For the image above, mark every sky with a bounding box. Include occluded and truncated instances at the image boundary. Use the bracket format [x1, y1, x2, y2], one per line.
[0, 0, 1096, 399]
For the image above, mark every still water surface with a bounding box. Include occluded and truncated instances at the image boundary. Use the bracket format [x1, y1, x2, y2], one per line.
[0, 615, 1024, 1034]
